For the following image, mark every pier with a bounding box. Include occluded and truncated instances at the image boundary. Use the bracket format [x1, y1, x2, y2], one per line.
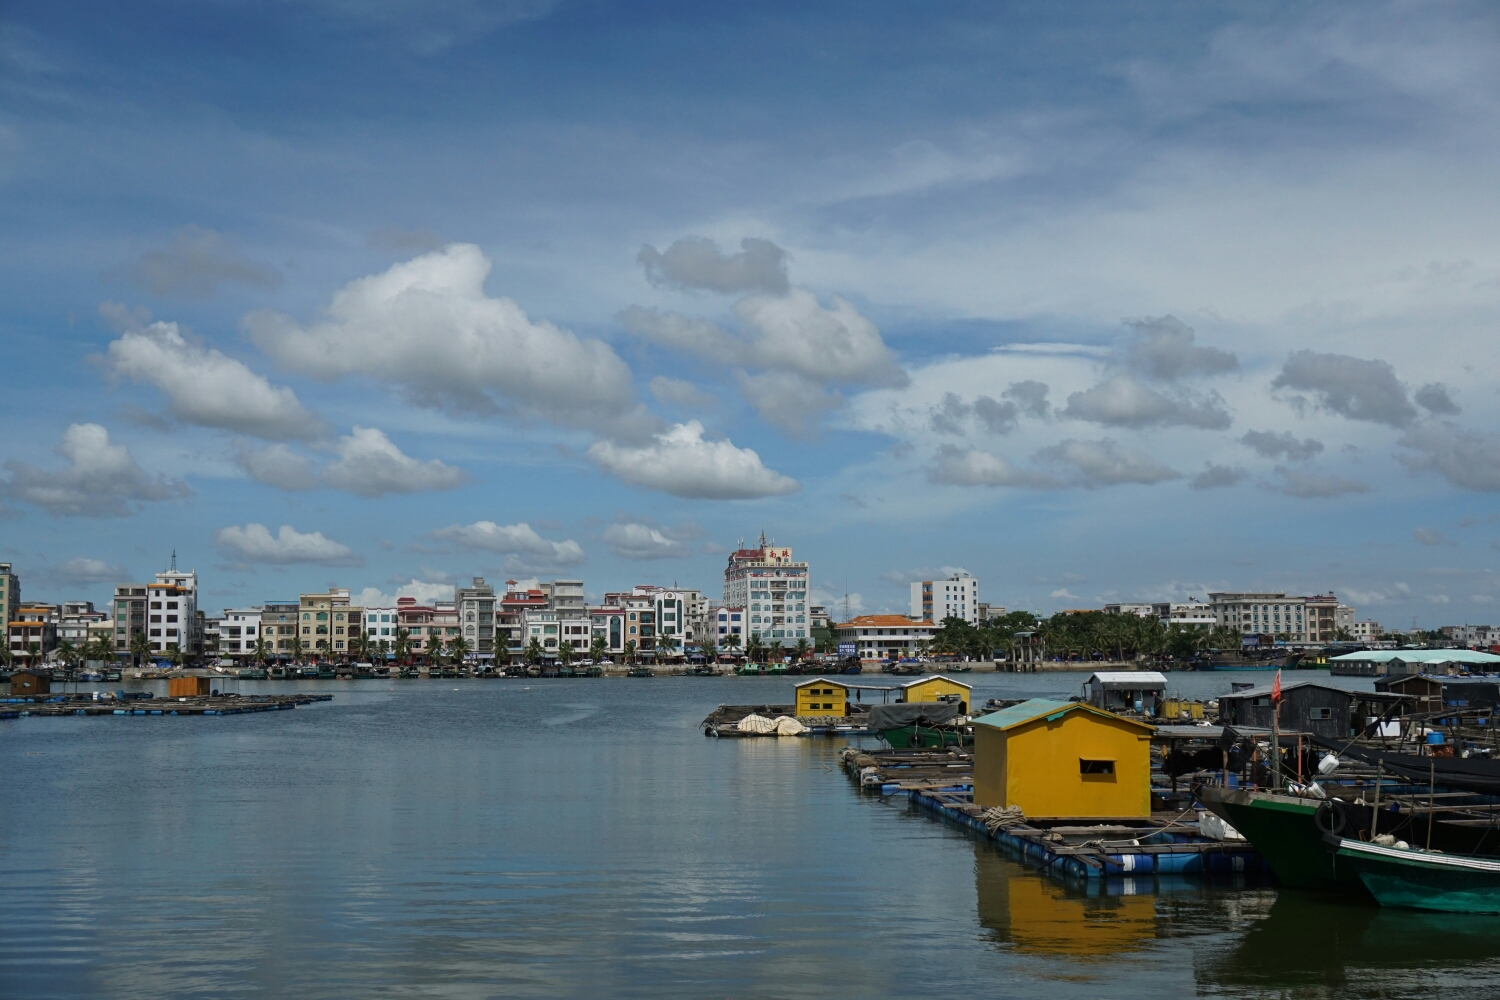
[0, 692, 333, 719]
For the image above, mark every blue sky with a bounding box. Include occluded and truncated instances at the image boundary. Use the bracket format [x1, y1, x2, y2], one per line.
[4, 1, 1500, 627]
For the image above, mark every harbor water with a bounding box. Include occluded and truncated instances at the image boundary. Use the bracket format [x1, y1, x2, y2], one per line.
[5, 670, 1500, 999]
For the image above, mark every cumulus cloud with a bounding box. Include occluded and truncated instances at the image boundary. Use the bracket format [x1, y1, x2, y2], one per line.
[127, 225, 281, 298]
[1062, 374, 1231, 429]
[54, 557, 128, 584]
[1272, 350, 1418, 426]
[736, 370, 842, 436]
[1002, 380, 1051, 418]
[234, 441, 318, 490]
[2, 423, 189, 517]
[649, 376, 717, 409]
[1124, 315, 1237, 380]
[637, 236, 789, 294]
[928, 393, 1019, 436]
[103, 315, 324, 440]
[603, 522, 690, 560]
[927, 445, 1060, 488]
[1413, 528, 1447, 546]
[733, 288, 906, 387]
[1034, 439, 1181, 487]
[1267, 467, 1372, 498]
[353, 579, 456, 609]
[1240, 429, 1325, 462]
[431, 521, 585, 566]
[619, 307, 741, 356]
[586, 420, 799, 499]
[322, 427, 467, 497]
[246, 244, 650, 437]
[1397, 423, 1500, 491]
[1191, 464, 1247, 490]
[214, 523, 361, 565]
[1415, 382, 1461, 415]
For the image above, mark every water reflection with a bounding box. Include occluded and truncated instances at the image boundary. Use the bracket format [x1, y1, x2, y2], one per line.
[1196, 889, 1500, 995]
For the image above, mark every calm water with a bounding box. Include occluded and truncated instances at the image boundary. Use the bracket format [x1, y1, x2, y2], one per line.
[5, 670, 1500, 999]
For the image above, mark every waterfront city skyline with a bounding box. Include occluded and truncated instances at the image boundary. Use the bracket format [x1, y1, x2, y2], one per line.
[5, 3, 1500, 629]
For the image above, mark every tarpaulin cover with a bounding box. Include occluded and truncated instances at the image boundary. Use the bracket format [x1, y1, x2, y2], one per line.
[868, 702, 963, 729]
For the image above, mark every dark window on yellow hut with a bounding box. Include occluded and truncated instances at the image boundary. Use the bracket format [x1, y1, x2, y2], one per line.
[1079, 759, 1115, 775]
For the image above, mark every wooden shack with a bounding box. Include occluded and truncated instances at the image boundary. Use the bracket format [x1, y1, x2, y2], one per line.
[1441, 678, 1500, 712]
[794, 677, 849, 717]
[1083, 671, 1167, 715]
[1217, 680, 1354, 740]
[971, 698, 1154, 819]
[9, 669, 50, 696]
[167, 675, 212, 698]
[1376, 674, 1443, 714]
[898, 675, 971, 713]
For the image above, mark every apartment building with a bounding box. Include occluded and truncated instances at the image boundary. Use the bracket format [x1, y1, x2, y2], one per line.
[1208, 592, 1355, 643]
[261, 601, 300, 655]
[456, 577, 497, 658]
[57, 601, 106, 645]
[396, 596, 459, 656]
[298, 588, 362, 657]
[0, 563, 18, 630]
[217, 607, 264, 657]
[154, 567, 200, 654]
[1351, 620, 1384, 643]
[834, 615, 938, 662]
[111, 583, 149, 653]
[911, 573, 979, 626]
[724, 533, 810, 646]
[7, 604, 58, 662]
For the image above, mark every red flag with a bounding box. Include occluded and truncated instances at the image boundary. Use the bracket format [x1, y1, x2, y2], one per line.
[1271, 669, 1282, 705]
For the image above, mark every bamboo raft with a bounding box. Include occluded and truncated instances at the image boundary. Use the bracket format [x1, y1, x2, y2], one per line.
[0, 692, 333, 719]
[701, 703, 873, 737]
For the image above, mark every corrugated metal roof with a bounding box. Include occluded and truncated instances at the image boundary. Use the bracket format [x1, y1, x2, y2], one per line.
[1331, 649, 1500, 664]
[972, 697, 1154, 733]
[1087, 671, 1168, 687]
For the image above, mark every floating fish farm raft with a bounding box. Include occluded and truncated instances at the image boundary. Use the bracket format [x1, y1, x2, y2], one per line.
[841, 746, 1269, 880]
[702, 703, 873, 737]
[0, 692, 333, 719]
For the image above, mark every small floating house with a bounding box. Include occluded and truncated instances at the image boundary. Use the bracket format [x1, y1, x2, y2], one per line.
[1083, 671, 1167, 715]
[794, 678, 850, 717]
[9, 669, 49, 696]
[167, 675, 212, 698]
[972, 699, 1154, 819]
[897, 675, 971, 713]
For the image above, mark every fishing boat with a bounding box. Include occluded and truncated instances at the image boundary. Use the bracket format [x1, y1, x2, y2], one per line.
[1323, 834, 1500, 913]
[869, 702, 971, 749]
[626, 666, 654, 677]
[1196, 786, 1363, 891]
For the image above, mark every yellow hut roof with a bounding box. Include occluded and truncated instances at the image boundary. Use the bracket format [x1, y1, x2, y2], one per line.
[973, 698, 1154, 734]
[899, 674, 972, 691]
[793, 676, 848, 689]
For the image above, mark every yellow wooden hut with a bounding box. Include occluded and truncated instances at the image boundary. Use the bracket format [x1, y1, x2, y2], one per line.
[972, 698, 1154, 819]
[897, 675, 971, 713]
[794, 678, 850, 717]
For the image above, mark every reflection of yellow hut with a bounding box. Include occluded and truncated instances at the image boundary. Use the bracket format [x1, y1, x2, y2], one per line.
[974, 843, 1156, 956]
[972, 699, 1153, 819]
[898, 675, 971, 712]
[794, 677, 849, 717]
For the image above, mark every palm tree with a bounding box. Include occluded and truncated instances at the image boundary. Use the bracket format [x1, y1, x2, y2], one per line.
[745, 632, 764, 664]
[657, 634, 680, 662]
[623, 640, 637, 664]
[56, 640, 78, 670]
[448, 634, 470, 667]
[290, 633, 304, 664]
[721, 633, 740, 658]
[129, 630, 152, 669]
[698, 636, 718, 663]
[393, 628, 410, 664]
[589, 635, 608, 662]
[377, 638, 390, 662]
[167, 643, 185, 669]
[793, 637, 811, 662]
[525, 636, 545, 664]
[559, 639, 575, 665]
[253, 634, 269, 664]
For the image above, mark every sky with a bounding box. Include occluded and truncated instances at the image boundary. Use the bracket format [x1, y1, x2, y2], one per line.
[3, 0, 1500, 627]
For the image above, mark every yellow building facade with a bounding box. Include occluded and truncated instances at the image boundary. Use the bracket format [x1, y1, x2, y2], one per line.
[898, 675, 972, 712]
[972, 699, 1153, 819]
[795, 678, 849, 717]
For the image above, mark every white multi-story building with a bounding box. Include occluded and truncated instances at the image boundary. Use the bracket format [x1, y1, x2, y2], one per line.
[1351, 620, 1383, 642]
[363, 607, 398, 642]
[911, 573, 980, 625]
[154, 564, 200, 654]
[1104, 603, 1158, 618]
[715, 606, 745, 643]
[57, 601, 106, 645]
[1208, 592, 1356, 643]
[1105, 600, 1216, 629]
[456, 577, 497, 658]
[218, 607, 264, 657]
[835, 615, 938, 662]
[724, 533, 810, 646]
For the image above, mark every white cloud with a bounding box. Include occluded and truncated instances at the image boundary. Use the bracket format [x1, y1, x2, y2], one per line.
[2, 423, 189, 517]
[1241, 429, 1324, 461]
[1034, 438, 1181, 487]
[1190, 463, 1247, 490]
[1062, 374, 1231, 429]
[1050, 588, 1081, 600]
[432, 520, 585, 566]
[603, 522, 689, 560]
[54, 557, 128, 584]
[1415, 382, 1461, 415]
[1397, 423, 1500, 491]
[353, 579, 455, 609]
[104, 314, 323, 440]
[1124, 315, 1237, 380]
[649, 375, 717, 409]
[587, 420, 800, 499]
[234, 441, 318, 490]
[1267, 466, 1372, 498]
[1272, 350, 1418, 426]
[733, 287, 906, 387]
[246, 244, 651, 437]
[735, 370, 842, 436]
[214, 523, 361, 565]
[322, 427, 467, 497]
[927, 445, 1060, 488]
[638, 236, 789, 294]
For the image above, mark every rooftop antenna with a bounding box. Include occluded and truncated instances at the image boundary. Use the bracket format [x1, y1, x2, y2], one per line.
[843, 578, 851, 622]
[759, 529, 767, 548]
[170, 549, 177, 572]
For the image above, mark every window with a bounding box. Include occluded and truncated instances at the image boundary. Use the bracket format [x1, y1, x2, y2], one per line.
[1080, 759, 1115, 775]
[1310, 708, 1333, 720]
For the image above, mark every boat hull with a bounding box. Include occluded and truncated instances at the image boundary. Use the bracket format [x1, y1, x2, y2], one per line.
[1196, 786, 1365, 892]
[879, 724, 972, 749]
[1329, 836, 1500, 914]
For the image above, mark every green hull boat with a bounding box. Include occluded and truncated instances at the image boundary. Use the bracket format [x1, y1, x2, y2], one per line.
[1325, 835, 1500, 914]
[879, 724, 972, 749]
[1196, 786, 1364, 892]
